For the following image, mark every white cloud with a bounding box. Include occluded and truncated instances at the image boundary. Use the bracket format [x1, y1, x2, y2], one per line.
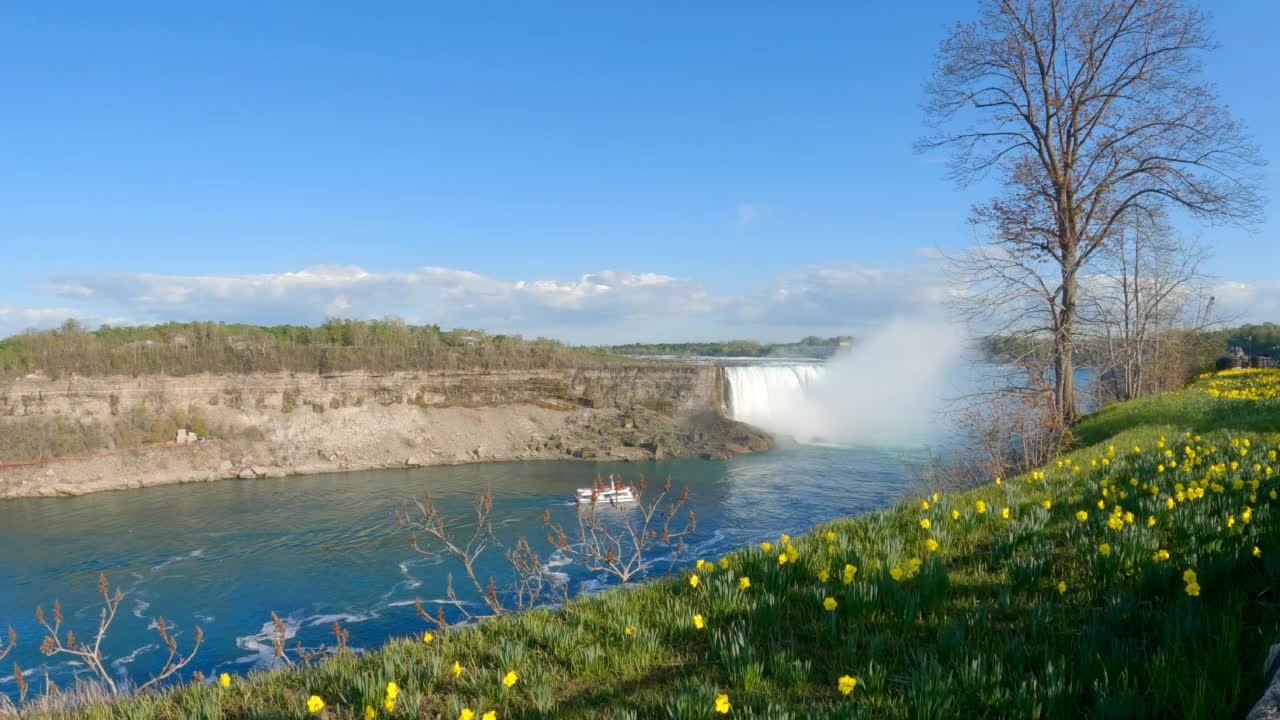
[1210, 280, 1280, 325]
[0, 306, 91, 339]
[22, 265, 726, 342]
[0, 262, 936, 343]
[4, 260, 1272, 345]
[732, 264, 950, 331]
[735, 204, 761, 227]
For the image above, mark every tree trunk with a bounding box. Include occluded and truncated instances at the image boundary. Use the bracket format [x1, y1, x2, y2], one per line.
[1055, 246, 1079, 424]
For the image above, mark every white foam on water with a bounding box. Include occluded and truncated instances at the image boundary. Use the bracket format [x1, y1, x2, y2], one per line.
[110, 643, 157, 676]
[234, 615, 301, 668]
[305, 612, 375, 627]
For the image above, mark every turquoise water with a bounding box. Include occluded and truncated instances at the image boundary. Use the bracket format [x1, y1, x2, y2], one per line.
[0, 445, 922, 696]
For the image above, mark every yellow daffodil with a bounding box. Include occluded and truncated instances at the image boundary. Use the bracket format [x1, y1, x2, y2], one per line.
[926, 538, 939, 553]
[693, 614, 705, 630]
[1057, 581, 1066, 595]
[1152, 549, 1170, 562]
[976, 500, 987, 514]
[780, 533, 790, 544]
[624, 626, 634, 636]
[714, 693, 731, 714]
[689, 573, 700, 588]
[951, 509, 960, 520]
[1076, 510, 1089, 522]
[825, 530, 836, 542]
[384, 697, 396, 712]
[919, 518, 931, 530]
[1254, 546, 1263, 558]
[422, 631, 433, 644]
[921, 500, 930, 510]
[1041, 499, 1052, 509]
[761, 541, 773, 552]
[218, 673, 231, 689]
[778, 552, 789, 566]
[503, 671, 518, 688]
[307, 696, 325, 714]
[1001, 507, 1010, 520]
[719, 557, 730, 570]
[818, 569, 830, 582]
[482, 712, 497, 720]
[453, 660, 463, 678]
[823, 597, 838, 611]
[890, 567, 904, 581]
[365, 706, 376, 720]
[838, 675, 857, 695]
[1099, 543, 1111, 557]
[459, 710, 475, 720]
[842, 564, 857, 584]
[386, 682, 398, 701]
[1185, 582, 1201, 597]
[739, 576, 751, 590]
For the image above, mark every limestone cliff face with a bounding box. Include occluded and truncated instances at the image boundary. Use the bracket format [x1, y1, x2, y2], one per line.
[0, 366, 769, 499]
[0, 366, 721, 418]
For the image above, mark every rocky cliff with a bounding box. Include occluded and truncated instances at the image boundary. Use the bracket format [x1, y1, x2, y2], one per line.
[0, 366, 771, 498]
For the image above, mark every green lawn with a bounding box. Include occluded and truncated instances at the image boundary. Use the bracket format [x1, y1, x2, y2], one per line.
[19, 370, 1280, 719]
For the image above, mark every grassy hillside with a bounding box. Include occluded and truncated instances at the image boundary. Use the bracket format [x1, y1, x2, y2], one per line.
[15, 370, 1280, 719]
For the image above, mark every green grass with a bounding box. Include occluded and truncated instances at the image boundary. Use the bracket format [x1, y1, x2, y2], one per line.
[19, 371, 1280, 719]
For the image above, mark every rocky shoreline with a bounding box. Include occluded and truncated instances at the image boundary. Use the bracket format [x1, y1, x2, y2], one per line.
[0, 368, 772, 499]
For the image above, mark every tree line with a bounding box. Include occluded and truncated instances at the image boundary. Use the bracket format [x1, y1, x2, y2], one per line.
[0, 319, 626, 380]
[609, 336, 853, 359]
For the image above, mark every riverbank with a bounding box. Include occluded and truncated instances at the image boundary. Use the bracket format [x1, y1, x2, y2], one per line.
[0, 368, 772, 499]
[10, 369, 1280, 718]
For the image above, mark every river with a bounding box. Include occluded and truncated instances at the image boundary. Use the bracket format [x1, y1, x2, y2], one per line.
[0, 441, 927, 696]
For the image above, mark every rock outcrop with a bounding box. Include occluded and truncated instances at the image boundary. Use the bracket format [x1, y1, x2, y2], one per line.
[0, 367, 772, 499]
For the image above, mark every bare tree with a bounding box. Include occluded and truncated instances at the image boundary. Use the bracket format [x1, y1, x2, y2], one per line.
[34, 574, 202, 695]
[1079, 211, 1215, 401]
[398, 489, 557, 628]
[0, 627, 13, 666]
[922, 0, 1263, 423]
[544, 474, 695, 586]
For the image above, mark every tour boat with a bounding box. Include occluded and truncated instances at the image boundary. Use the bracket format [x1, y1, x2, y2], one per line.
[575, 475, 637, 503]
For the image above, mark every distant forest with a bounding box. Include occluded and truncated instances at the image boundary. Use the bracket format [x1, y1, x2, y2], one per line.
[980, 323, 1280, 366]
[0, 319, 628, 380]
[609, 336, 854, 359]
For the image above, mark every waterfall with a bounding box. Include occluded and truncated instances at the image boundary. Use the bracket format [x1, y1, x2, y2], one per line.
[723, 364, 825, 432]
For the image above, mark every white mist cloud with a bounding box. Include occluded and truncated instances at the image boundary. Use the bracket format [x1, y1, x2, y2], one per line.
[727, 315, 969, 446]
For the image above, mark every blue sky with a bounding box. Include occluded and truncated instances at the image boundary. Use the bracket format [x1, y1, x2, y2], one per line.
[1, 1, 1276, 342]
